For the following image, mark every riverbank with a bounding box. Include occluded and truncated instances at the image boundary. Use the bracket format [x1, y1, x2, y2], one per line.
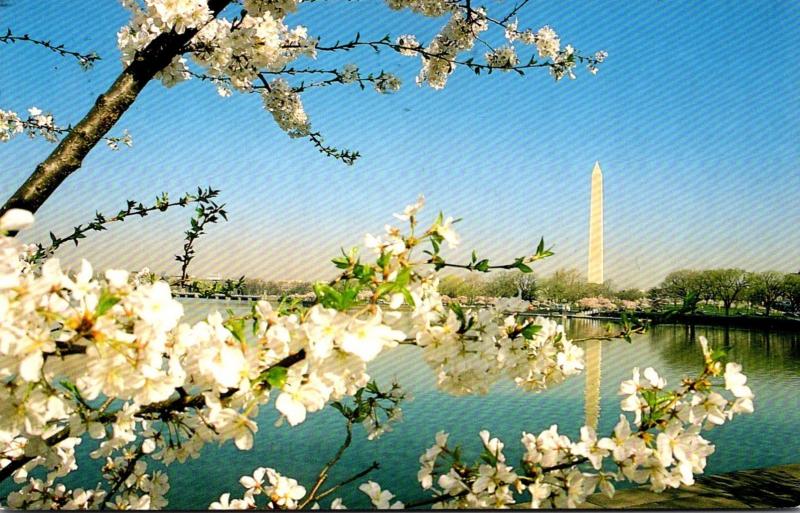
[525, 310, 800, 331]
[574, 463, 800, 509]
[175, 293, 800, 331]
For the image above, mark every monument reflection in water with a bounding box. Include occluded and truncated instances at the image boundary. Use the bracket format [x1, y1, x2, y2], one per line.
[585, 161, 605, 430]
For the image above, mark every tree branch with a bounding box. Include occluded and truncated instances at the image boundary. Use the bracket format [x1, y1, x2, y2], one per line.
[314, 461, 380, 502]
[0, 348, 306, 485]
[29, 187, 219, 263]
[0, 0, 233, 217]
[0, 29, 100, 68]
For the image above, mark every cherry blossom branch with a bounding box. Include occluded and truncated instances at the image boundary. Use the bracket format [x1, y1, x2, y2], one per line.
[0, 0, 234, 217]
[0, 349, 307, 486]
[429, 237, 554, 273]
[0, 29, 100, 69]
[294, 38, 603, 74]
[29, 187, 220, 262]
[307, 131, 360, 165]
[1, 108, 132, 148]
[105, 443, 146, 500]
[404, 491, 467, 509]
[176, 194, 228, 287]
[498, 0, 531, 25]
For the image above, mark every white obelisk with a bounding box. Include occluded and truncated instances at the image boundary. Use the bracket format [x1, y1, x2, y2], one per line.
[585, 161, 604, 429]
[588, 161, 604, 285]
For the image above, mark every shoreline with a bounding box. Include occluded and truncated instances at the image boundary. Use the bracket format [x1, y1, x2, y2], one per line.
[174, 294, 800, 331]
[574, 463, 800, 509]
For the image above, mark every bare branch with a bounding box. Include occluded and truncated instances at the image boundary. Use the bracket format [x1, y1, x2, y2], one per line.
[0, 29, 100, 69]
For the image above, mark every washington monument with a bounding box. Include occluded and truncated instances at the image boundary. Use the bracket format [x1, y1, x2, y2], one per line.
[588, 161, 604, 285]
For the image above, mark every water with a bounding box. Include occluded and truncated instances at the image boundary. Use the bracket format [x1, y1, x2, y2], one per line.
[170, 304, 800, 509]
[7, 301, 799, 509]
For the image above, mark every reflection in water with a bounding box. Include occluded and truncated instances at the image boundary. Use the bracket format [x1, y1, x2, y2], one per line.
[584, 339, 602, 430]
[652, 323, 800, 375]
[122, 303, 800, 509]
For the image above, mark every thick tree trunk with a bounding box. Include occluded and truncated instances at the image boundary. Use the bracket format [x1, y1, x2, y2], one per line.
[1, 0, 232, 216]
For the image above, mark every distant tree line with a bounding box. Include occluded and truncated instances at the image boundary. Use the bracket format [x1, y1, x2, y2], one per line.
[437, 272, 539, 301]
[435, 267, 800, 317]
[436, 268, 641, 305]
[652, 269, 800, 316]
[182, 277, 314, 298]
[181, 268, 800, 318]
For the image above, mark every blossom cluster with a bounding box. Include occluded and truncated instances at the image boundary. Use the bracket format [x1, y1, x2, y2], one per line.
[415, 9, 489, 89]
[385, 0, 453, 17]
[261, 79, 311, 137]
[413, 337, 753, 508]
[0, 196, 582, 508]
[215, 337, 753, 510]
[412, 298, 585, 395]
[0, 196, 753, 509]
[110, 0, 605, 144]
[210, 466, 306, 509]
[0, 107, 134, 148]
[0, 107, 59, 143]
[117, 0, 315, 91]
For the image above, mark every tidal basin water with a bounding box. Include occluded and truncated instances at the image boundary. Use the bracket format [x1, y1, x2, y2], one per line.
[28, 300, 800, 509]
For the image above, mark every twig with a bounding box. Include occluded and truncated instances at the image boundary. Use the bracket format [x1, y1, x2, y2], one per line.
[106, 445, 145, 500]
[498, 0, 531, 25]
[0, 29, 100, 68]
[176, 194, 228, 287]
[298, 419, 355, 508]
[29, 187, 220, 263]
[314, 461, 380, 502]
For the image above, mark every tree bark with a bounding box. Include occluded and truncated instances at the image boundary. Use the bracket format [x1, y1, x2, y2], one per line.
[1, 0, 232, 216]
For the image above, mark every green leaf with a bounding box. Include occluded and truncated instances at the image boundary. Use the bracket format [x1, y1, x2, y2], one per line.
[331, 401, 350, 417]
[353, 263, 371, 280]
[375, 282, 395, 299]
[521, 324, 543, 339]
[224, 318, 247, 343]
[537, 237, 545, 254]
[314, 282, 344, 309]
[395, 267, 411, 288]
[449, 301, 464, 322]
[59, 379, 83, 401]
[376, 252, 391, 269]
[340, 285, 361, 309]
[513, 259, 533, 273]
[401, 288, 416, 308]
[331, 256, 349, 269]
[96, 291, 121, 316]
[265, 366, 288, 389]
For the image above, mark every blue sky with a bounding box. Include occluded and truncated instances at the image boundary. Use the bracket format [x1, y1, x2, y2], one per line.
[1, 0, 798, 288]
